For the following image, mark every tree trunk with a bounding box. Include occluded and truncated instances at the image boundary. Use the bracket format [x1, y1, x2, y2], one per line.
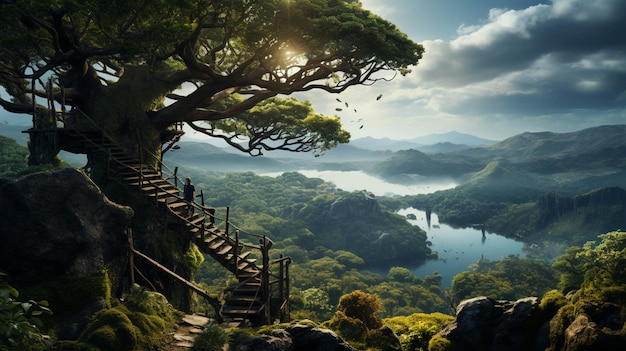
[56, 64, 196, 310]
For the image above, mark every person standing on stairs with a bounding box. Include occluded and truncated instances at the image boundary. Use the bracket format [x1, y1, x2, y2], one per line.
[184, 177, 195, 217]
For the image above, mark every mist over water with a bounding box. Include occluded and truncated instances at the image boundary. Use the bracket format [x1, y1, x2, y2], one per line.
[294, 170, 458, 196]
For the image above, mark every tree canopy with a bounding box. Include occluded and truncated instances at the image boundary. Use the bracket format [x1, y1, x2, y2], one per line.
[0, 0, 423, 156]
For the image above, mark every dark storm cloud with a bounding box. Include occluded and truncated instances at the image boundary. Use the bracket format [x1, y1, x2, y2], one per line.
[413, 0, 626, 117]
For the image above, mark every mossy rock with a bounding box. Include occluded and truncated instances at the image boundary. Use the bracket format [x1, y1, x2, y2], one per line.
[80, 308, 138, 351]
[20, 270, 111, 330]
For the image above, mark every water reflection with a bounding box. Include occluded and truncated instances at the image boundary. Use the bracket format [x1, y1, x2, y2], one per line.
[399, 208, 525, 287]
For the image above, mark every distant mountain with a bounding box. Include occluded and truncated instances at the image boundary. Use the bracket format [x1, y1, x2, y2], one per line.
[407, 131, 496, 147]
[163, 141, 288, 172]
[350, 137, 422, 151]
[454, 125, 626, 163]
[462, 158, 548, 189]
[0, 124, 29, 146]
[371, 124, 626, 194]
[259, 143, 392, 162]
[350, 132, 496, 153]
[367, 149, 483, 179]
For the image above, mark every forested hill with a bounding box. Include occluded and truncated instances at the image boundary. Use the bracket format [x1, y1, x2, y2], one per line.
[371, 124, 626, 194]
[486, 186, 626, 245]
[452, 124, 626, 163]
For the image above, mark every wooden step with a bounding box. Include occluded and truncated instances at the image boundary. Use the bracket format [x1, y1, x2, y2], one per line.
[222, 306, 261, 317]
[186, 215, 205, 226]
[226, 296, 262, 306]
[237, 261, 259, 273]
[124, 174, 164, 182]
[168, 200, 188, 210]
[215, 244, 232, 256]
[205, 238, 226, 250]
[232, 285, 261, 294]
[222, 251, 254, 263]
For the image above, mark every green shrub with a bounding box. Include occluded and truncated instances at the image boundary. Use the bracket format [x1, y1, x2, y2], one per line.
[428, 334, 459, 351]
[325, 310, 367, 342]
[384, 312, 454, 351]
[539, 290, 566, 316]
[193, 322, 227, 351]
[337, 290, 383, 330]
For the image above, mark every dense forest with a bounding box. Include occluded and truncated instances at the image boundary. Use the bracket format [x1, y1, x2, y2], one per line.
[2, 134, 625, 350]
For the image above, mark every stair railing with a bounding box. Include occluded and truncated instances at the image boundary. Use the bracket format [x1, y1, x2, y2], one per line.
[44, 101, 291, 324]
[62, 109, 291, 325]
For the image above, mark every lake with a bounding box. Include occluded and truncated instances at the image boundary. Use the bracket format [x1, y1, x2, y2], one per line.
[398, 208, 524, 287]
[270, 170, 525, 287]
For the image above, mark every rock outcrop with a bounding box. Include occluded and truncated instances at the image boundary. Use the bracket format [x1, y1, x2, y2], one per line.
[439, 296, 548, 351]
[329, 191, 380, 219]
[231, 324, 357, 351]
[0, 168, 133, 289]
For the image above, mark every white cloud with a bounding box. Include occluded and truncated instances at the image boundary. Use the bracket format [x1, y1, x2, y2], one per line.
[302, 0, 626, 140]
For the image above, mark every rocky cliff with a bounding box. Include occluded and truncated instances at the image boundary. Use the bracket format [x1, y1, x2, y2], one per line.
[0, 168, 133, 292]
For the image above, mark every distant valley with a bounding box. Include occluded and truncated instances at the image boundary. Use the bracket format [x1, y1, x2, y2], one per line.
[2, 123, 625, 195]
[160, 125, 626, 197]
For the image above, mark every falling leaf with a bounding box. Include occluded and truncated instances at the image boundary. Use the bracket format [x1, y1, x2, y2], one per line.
[336, 98, 342, 103]
[345, 102, 349, 107]
[335, 108, 343, 111]
[376, 94, 383, 100]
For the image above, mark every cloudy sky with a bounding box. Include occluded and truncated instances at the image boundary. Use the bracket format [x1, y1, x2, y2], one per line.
[298, 0, 626, 141]
[1, 0, 624, 143]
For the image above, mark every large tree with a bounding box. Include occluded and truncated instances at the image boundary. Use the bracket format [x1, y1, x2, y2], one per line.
[0, 0, 423, 313]
[0, 0, 423, 168]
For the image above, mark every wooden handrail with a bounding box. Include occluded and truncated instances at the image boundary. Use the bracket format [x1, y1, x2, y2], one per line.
[51, 106, 290, 325]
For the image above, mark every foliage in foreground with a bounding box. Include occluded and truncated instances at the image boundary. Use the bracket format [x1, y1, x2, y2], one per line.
[0, 272, 52, 351]
[384, 312, 454, 351]
[0, 136, 29, 178]
[193, 322, 228, 351]
[451, 255, 558, 304]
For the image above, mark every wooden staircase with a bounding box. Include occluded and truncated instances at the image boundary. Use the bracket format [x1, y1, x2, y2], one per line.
[44, 116, 290, 326]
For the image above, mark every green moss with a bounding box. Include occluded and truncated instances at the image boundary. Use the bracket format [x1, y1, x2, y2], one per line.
[539, 290, 567, 314]
[123, 285, 182, 348]
[547, 303, 576, 351]
[428, 334, 460, 351]
[20, 270, 111, 330]
[80, 308, 138, 351]
[383, 312, 454, 351]
[184, 243, 205, 272]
